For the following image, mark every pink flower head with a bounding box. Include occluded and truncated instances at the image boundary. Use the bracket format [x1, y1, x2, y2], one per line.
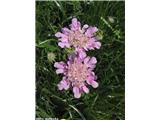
[54, 53, 99, 98]
[55, 18, 101, 52]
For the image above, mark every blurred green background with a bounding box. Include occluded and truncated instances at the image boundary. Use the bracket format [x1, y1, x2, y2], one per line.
[36, 1, 125, 120]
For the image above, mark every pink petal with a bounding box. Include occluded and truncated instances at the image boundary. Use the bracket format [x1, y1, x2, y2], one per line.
[56, 69, 64, 74]
[57, 80, 69, 90]
[85, 27, 98, 37]
[55, 32, 66, 38]
[91, 80, 99, 88]
[91, 27, 98, 33]
[58, 42, 65, 48]
[84, 56, 90, 64]
[57, 84, 63, 90]
[87, 45, 94, 50]
[63, 81, 69, 90]
[82, 86, 89, 93]
[58, 42, 70, 48]
[83, 46, 88, 51]
[89, 65, 96, 70]
[77, 48, 86, 60]
[94, 42, 101, 49]
[86, 74, 96, 84]
[82, 24, 89, 33]
[70, 18, 81, 31]
[87, 38, 101, 49]
[89, 57, 97, 64]
[54, 62, 64, 69]
[86, 38, 96, 50]
[83, 24, 89, 29]
[73, 87, 81, 98]
[55, 32, 61, 37]
[72, 18, 78, 26]
[84, 57, 97, 69]
[59, 37, 68, 42]
[62, 27, 71, 35]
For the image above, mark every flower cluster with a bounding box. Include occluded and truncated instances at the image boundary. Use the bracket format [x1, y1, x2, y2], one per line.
[54, 18, 101, 98]
[55, 18, 101, 53]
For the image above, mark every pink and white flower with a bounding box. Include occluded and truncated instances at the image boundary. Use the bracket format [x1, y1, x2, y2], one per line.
[55, 18, 101, 52]
[54, 53, 99, 98]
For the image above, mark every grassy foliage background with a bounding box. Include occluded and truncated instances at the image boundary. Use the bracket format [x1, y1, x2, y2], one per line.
[36, 1, 125, 120]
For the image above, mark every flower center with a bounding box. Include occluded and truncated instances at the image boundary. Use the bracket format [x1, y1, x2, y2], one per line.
[68, 31, 88, 48]
[67, 58, 88, 86]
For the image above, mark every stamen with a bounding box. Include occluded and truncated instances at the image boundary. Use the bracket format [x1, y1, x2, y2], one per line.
[68, 31, 88, 48]
[67, 58, 88, 86]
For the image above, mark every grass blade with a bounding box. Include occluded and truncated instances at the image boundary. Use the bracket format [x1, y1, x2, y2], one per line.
[69, 104, 86, 120]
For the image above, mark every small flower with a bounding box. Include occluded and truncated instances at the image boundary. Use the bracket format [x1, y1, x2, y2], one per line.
[54, 53, 99, 98]
[108, 16, 115, 23]
[47, 52, 56, 62]
[55, 18, 101, 52]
